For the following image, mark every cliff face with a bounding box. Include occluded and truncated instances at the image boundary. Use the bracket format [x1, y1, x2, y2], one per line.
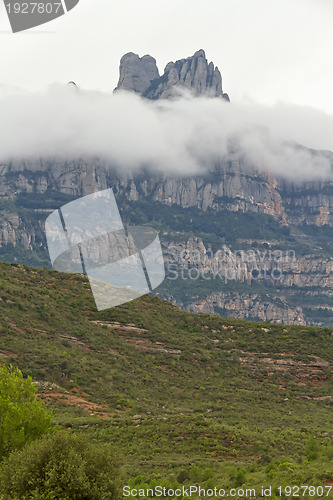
[160, 237, 333, 326]
[0, 212, 41, 250]
[187, 293, 306, 325]
[281, 180, 333, 227]
[164, 238, 333, 289]
[1, 157, 332, 227]
[115, 49, 230, 101]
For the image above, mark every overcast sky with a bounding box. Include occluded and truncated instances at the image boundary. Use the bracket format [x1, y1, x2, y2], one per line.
[0, 0, 332, 113]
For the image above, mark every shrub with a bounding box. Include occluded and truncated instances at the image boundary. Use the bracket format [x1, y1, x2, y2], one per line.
[0, 431, 121, 499]
[0, 364, 52, 459]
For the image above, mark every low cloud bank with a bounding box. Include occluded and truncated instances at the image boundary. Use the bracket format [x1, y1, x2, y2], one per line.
[0, 85, 332, 180]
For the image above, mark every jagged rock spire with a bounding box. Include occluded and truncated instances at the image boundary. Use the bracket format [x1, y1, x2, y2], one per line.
[115, 50, 229, 101]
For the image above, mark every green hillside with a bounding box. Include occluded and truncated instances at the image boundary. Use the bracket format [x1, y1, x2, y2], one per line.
[0, 262, 332, 498]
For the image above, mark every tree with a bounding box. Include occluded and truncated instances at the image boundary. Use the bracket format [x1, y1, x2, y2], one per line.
[0, 364, 52, 459]
[0, 431, 121, 500]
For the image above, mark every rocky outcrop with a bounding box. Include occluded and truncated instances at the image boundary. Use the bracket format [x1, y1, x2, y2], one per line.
[115, 49, 230, 101]
[163, 238, 333, 290]
[187, 293, 306, 325]
[0, 211, 45, 251]
[161, 237, 333, 326]
[281, 180, 333, 227]
[115, 53, 160, 94]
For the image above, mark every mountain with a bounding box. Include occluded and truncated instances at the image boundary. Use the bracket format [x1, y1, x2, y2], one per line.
[115, 49, 230, 100]
[0, 261, 332, 489]
[0, 50, 332, 326]
[0, 155, 332, 326]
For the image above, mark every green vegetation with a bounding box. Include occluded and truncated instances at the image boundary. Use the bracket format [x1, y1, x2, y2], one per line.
[0, 244, 50, 268]
[15, 191, 76, 210]
[0, 432, 120, 500]
[0, 262, 332, 498]
[0, 364, 52, 459]
[299, 224, 333, 253]
[117, 198, 292, 246]
[158, 273, 279, 303]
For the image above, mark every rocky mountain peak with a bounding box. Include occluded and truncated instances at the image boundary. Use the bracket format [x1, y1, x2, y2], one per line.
[115, 52, 160, 94]
[115, 50, 230, 101]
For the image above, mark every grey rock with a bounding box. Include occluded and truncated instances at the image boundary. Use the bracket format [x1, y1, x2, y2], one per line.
[115, 49, 230, 101]
[187, 292, 306, 326]
[160, 236, 333, 326]
[1, 154, 333, 225]
[115, 52, 160, 95]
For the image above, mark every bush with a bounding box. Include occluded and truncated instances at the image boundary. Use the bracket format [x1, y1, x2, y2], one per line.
[306, 436, 320, 462]
[0, 432, 121, 500]
[0, 364, 52, 459]
[176, 469, 190, 483]
[235, 468, 246, 487]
